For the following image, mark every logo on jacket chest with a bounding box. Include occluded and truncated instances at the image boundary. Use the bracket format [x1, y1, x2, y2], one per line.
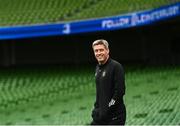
[95, 70, 106, 77]
[102, 71, 106, 77]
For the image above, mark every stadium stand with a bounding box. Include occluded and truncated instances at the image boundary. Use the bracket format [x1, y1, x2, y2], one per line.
[0, 66, 179, 124]
[0, 0, 180, 26]
[0, 0, 180, 125]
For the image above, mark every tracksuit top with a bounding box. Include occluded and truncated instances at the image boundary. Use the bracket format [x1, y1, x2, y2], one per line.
[93, 58, 126, 122]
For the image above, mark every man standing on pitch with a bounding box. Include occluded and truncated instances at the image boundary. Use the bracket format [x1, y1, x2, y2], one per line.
[91, 39, 126, 125]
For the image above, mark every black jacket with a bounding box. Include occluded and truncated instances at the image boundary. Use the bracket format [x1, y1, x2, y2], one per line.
[92, 58, 126, 124]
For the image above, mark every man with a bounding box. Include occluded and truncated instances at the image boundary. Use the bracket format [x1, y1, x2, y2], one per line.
[91, 39, 126, 125]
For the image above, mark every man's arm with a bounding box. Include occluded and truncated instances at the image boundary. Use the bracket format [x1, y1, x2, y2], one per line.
[110, 63, 125, 106]
[91, 91, 100, 122]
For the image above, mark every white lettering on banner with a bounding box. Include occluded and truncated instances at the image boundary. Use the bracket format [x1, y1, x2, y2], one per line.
[151, 6, 179, 19]
[131, 14, 139, 26]
[102, 18, 129, 29]
[62, 24, 71, 34]
[131, 5, 179, 26]
[102, 5, 179, 29]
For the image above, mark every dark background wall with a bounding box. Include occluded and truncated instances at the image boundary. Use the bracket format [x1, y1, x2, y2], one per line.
[0, 17, 180, 67]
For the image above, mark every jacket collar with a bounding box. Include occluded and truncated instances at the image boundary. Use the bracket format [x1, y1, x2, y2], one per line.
[98, 58, 111, 67]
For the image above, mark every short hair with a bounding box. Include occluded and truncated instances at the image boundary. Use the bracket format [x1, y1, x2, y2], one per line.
[92, 39, 109, 49]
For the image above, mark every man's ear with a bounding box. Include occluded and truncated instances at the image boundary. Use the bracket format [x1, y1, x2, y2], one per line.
[107, 48, 109, 54]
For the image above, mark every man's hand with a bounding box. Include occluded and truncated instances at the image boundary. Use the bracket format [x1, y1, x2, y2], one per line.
[92, 108, 99, 122]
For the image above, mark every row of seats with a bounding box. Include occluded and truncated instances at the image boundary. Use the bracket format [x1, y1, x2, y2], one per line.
[0, 0, 179, 26]
[0, 66, 179, 124]
[125, 66, 180, 125]
[0, 67, 94, 111]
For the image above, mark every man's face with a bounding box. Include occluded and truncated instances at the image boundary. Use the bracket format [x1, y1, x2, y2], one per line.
[93, 44, 109, 64]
